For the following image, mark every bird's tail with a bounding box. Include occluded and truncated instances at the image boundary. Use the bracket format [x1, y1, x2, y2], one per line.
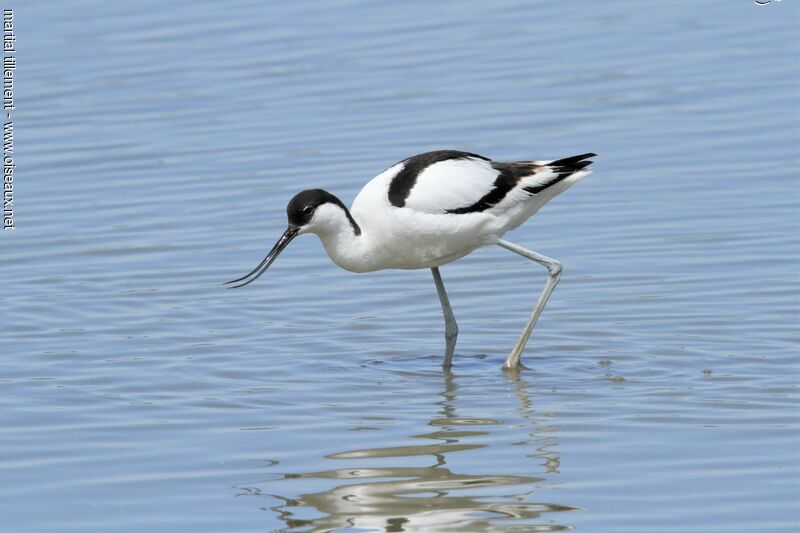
[520, 152, 596, 195]
[547, 152, 597, 175]
[547, 152, 596, 172]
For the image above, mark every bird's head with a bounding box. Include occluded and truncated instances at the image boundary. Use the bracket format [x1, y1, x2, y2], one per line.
[286, 189, 351, 237]
[225, 189, 354, 288]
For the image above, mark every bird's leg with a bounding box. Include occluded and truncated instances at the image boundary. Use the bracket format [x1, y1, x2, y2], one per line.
[495, 239, 562, 370]
[431, 267, 458, 369]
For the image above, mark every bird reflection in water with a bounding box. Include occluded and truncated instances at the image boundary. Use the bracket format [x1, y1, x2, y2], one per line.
[237, 370, 579, 532]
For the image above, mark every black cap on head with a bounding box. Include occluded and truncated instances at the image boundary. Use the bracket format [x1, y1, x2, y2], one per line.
[287, 189, 343, 227]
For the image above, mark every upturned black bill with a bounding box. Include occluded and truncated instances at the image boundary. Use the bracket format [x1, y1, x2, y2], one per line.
[225, 226, 299, 288]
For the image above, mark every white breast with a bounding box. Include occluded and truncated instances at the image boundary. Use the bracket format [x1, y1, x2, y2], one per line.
[346, 162, 495, 270]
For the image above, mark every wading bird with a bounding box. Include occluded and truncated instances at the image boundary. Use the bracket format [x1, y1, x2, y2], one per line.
[227, 150, 595, 369]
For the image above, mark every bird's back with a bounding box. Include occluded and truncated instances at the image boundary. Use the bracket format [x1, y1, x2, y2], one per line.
[349, 150, 594, 269]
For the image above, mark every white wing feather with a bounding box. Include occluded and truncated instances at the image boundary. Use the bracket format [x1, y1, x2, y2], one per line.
[403, 157, 499, 214]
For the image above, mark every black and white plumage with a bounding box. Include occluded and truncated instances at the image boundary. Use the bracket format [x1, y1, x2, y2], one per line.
[228, 150, 596, 369]
[388, 150, 592, 214]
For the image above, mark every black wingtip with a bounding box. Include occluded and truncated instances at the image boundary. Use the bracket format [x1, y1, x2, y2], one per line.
[550, 153, 597, 168]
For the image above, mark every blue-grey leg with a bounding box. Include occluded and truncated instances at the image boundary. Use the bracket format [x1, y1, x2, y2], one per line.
[431, 267, 458, 369]
[496, 239, 562, 369]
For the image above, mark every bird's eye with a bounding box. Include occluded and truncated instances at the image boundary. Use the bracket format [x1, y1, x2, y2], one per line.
[303, 205, 313, 214]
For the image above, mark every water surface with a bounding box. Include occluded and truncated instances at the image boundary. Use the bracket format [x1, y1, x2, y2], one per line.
[3, 1, 799, 531]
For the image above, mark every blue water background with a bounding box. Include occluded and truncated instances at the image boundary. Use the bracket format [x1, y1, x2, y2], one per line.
[2, 1, 799, 531]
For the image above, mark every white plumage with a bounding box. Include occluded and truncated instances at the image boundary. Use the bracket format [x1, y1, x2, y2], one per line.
[228, 150, 596, 369]
[401, 158, 499, 213]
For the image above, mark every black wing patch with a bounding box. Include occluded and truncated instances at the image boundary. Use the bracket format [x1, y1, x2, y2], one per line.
[388, 150, 490, 208]
[524, 153, 596, 194]
[446, 161, 532, 214]
[447, 152, 596, 214]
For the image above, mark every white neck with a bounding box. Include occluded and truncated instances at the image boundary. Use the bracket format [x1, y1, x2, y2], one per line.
[303, 203, 379, 273]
